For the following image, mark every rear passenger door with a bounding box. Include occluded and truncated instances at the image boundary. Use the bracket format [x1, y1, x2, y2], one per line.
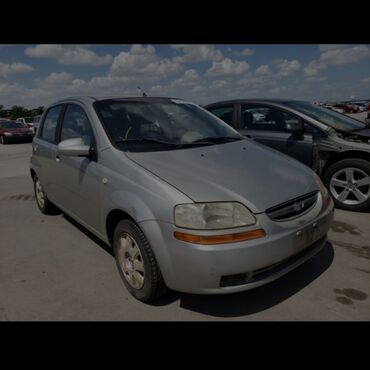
[238, 104, 314, 167]
[33, 105, 64, 201]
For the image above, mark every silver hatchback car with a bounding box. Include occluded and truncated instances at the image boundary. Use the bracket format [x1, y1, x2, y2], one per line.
[30, 96, 334, 302]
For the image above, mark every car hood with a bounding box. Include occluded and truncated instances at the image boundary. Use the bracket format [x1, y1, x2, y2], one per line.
[125, 140, 319, 213]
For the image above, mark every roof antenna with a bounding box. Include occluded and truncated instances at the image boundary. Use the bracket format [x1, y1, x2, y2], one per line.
[137, 86, 148, 97]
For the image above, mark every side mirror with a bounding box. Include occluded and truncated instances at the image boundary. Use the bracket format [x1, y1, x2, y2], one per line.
[57, 137, 90, 157]
[285, 121, 303, 135]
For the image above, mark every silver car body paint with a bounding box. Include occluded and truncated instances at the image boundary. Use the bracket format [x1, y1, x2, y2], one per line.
[30, 96, 334, 294]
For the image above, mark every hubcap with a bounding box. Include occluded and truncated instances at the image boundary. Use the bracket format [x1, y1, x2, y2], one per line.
[35, 179, 46, 208]
[330, 167, 370, 206]
[116, 233, 145, 289]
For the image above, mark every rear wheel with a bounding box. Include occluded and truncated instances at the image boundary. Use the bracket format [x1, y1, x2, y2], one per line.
[33, 175, 60, 215]
[113, 219, 167, 302]
[323, 158, 370, 212]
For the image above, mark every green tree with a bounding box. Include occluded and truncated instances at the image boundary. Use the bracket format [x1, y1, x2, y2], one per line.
[32, 106, 44, 116]
[10, 105, 30, 120]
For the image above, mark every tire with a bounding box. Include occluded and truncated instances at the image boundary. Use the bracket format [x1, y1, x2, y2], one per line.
[0, 136, 6, 144]
[323, 158, 370, 212]
[33, 175, 60, 215]
[113, 219, 167, 302]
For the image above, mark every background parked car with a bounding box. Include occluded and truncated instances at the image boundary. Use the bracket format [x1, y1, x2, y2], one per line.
[323, 104, 345, 114]
[350, 101, 369, 112]
[0, 120, 34, 144]
[205, 99, 370, 212]
[333, 103, 359, 113]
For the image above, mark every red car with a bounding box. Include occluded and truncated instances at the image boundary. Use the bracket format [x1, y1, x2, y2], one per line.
[333, 103, 359, 113]
[0, 120, 34, 144]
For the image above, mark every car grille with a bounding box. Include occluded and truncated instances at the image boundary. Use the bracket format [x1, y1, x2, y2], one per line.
[266, 191, 318, 221]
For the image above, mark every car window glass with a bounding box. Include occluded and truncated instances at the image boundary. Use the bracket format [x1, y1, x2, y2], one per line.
[207, 106, 234, 126]
[303, 122, 321, 134]
[240, 105, 300, 132]
[41, 106, 62, 142]
[60, 104, 93, 145]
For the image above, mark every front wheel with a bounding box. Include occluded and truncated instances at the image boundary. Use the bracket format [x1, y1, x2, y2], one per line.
[323, 158, 370, 212]
[113, 220, 167, 302]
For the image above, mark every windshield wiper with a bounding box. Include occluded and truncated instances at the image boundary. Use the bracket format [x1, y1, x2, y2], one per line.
[115, 138, 179, 146]
[191, 136, 243, 144]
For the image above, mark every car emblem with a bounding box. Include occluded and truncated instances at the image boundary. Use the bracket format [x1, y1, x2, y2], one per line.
[293, 201, 305, 212]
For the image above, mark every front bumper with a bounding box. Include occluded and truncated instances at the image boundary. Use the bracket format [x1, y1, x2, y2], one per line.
[3, 134, 33, 142]
[139, 197, 334, 294]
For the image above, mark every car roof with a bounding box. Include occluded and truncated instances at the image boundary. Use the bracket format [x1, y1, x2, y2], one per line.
[50, 95, 184, 105]
[203, 98, 305, 107]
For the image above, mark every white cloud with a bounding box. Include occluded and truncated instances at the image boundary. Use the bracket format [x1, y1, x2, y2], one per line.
[25, 45, 113, 66]
[305, 76, 328, 83]
[0, 62, 34, 78]
[361, 77, 370, 83]
[318, 44, 346, 52]
[172, 69, 200, 86]
[255, 64, 271, 76]
[206, 58, 250, 77]
[238, 48, 255, 57]
[39, 72, 74, 88]
[304, 44, 370, 76]
[272, 59, 301, 76]
[319, 44, 370, 66]
[210, 80, 229, 89]
[172, 45, 223, 63]
[110, 44, 181, 77]
[303, 60, 326, 76]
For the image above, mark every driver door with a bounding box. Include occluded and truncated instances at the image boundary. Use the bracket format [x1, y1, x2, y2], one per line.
[238, 104, 314, 167]
[54, 103, 102, 231]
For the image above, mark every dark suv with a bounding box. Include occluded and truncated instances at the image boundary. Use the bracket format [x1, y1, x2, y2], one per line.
[204, 99, 370, 212]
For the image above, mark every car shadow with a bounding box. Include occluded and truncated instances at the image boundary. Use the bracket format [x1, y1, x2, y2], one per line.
[62, 213, 114, 257]
[152, 242, 335, 318]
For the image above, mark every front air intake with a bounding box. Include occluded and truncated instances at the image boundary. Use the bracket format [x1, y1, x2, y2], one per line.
[266, 191, 318, 221]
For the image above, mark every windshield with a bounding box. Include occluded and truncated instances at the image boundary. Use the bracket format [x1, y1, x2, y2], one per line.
[285, 101, 366, 132]
[0, 121, 26, 129]
[24, 117, 34, 123]
[94, 99, 242, 151]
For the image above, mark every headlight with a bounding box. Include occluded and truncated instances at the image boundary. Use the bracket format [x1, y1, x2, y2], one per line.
[174, 202, 256, 230]
[314, 173, 332, 207]
[4, 132, 13, 136]
[313, 172, 328, 196]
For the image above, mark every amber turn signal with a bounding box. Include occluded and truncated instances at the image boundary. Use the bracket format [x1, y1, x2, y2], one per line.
[174, 229, 266, 245]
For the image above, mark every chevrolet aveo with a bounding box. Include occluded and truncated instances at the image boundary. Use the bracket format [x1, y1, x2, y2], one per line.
[30, 96, 334, 302]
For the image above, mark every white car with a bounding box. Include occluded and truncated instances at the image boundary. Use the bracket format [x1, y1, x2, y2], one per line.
[324, 105, 345, 114]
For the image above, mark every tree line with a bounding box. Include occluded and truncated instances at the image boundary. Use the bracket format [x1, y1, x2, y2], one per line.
[0, 105, 44, 120]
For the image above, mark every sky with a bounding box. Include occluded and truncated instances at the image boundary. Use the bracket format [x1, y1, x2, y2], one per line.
[0, 44, 369, 108]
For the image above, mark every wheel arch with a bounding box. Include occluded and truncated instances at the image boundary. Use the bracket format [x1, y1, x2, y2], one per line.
[321, 150, 370, 176]
[105, 209, 136, 246]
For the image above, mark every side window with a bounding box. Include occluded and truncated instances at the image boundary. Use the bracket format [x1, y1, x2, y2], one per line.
[241, 105, 300, 132]
[40, 106, 62, 142]
[60, 104, 94, 146]
[303, 122, 322, 135]
[207, 105, 234, 126]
